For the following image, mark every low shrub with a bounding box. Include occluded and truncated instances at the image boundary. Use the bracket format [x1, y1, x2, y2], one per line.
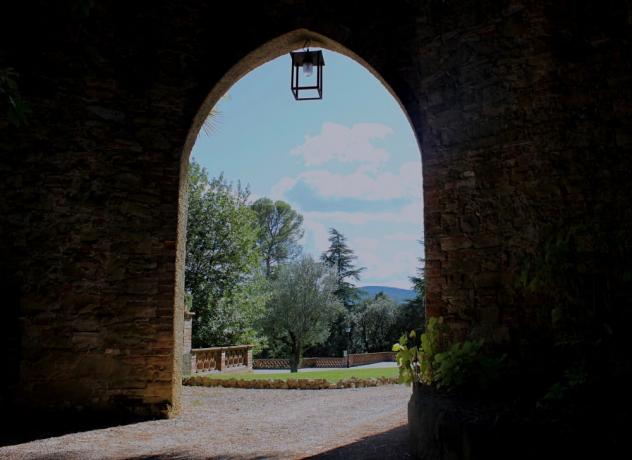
[183, 375, 399, 390]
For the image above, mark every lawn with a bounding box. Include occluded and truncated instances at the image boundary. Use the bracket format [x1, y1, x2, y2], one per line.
[207, 367, 399, 383]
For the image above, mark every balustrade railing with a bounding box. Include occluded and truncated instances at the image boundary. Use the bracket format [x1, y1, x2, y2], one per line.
[300, 357, 346, 368]
[253, 352, 396, 370]
[191, 345, 253, 374]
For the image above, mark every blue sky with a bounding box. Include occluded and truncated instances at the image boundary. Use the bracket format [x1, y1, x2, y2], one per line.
[191, 50, 423, 289]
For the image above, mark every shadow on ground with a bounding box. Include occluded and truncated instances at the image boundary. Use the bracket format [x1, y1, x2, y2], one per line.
[120, 455, 279, 460]
[6, 454, 279, 460]
[304, 425, 410, 460]
[0, 410, 150, 448]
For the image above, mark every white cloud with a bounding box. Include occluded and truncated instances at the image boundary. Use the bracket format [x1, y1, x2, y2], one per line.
[298, 206, 423, 288]
[270, 161, 421, 202]
[291, 122, 393, 168]
[271, 121, 424, 288]
[299, 161, 420, 200]
[303, 202, 422, 226]
[270, 177, 297, 201]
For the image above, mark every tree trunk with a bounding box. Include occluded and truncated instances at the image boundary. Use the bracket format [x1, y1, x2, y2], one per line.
[265, 258, 272, 278]
[290, 340, 302, 373]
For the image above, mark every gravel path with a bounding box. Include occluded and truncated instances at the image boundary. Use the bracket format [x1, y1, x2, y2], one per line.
[0, 385, 412, 459]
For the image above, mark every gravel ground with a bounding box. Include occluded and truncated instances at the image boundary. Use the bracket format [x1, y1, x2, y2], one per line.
[0, 385, 412, 460]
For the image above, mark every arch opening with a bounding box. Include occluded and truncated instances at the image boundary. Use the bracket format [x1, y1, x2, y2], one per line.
[178, 28, 426, 391]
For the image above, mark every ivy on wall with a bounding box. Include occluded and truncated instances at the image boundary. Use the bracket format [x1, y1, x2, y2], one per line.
[0, 67, 29, 127]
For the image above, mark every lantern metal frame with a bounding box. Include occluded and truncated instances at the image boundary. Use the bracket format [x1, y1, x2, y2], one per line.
[290, 49, 325, 100]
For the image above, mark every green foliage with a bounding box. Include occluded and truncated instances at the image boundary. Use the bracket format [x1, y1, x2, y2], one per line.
[434, 339, 506, 391]
[540, 365, 588, 407]
[200, 273, 271, 353]
[417, 316, 445, 384]
[0, 68, 30, 126]
[71, 0, 95, 16]
[251, 198, 304, 278]
[391, 238, 426, 349]
[393, 277, 426, 341]
[520, 222, 632, 338]
[520, 222, 632, 402]
[310, 228, 365, 357]
[392, 330, 420, 385]
[394, 316, 506, 392]
[262, 256, 343, 371]
[433, 340, 483, 389]
[185, 160, 261, 347]
[354, 294, 398, 352]
[320, 228, 365, 307]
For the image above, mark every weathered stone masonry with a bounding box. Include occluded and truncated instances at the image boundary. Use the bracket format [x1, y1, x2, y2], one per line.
[1, 0, 631, 437]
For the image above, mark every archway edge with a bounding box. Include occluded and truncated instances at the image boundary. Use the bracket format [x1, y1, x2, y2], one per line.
[180, 27, 422, 170]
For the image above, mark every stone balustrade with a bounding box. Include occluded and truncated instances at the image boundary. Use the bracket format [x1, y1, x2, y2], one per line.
[191, 345, 253, 374]
[300, 357, 346, 368]
[253, 352, 396, 370]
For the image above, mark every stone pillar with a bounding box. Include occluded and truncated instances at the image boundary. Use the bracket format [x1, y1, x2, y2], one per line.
[190, 352, 197, 375]
[182, 310, 195, 376]
[219, 349, 226, 371]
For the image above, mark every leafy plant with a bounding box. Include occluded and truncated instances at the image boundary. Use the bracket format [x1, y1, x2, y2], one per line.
[0, 67, 30, 126]
[394, 316, 506, 392]
[393, 316, 445, 385]
[392, 330, 419, 385]
[418, 316, 445, 384]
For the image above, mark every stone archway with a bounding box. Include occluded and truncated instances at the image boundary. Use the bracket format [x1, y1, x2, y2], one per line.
[2, 4, 630, 450]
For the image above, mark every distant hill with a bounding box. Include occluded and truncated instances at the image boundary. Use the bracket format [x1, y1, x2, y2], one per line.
[357, 286, 415, 304]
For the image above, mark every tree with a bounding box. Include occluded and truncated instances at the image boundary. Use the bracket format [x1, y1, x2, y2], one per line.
[354, 293, 398, 352]
[393, 240, 426, 339]
[315, 228, 365, 356]
[262, 256, 343, 372]
[185, 160, 261, 347]
[251, 198, 304, 278]
[204, 272, 271, 353]
[320, 228, 365, 306]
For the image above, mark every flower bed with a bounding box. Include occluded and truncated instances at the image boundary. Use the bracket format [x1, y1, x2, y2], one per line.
[183, 375, 399, 390]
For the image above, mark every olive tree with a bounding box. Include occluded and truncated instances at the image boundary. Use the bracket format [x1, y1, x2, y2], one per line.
[263, 256, 343, 372]
[354, 293, 398, 352]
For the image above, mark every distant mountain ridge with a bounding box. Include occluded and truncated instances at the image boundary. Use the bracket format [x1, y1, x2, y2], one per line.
[357, 285, 415, 304]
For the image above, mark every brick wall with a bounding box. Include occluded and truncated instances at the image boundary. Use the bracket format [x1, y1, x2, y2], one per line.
[348, 352, 396, 367]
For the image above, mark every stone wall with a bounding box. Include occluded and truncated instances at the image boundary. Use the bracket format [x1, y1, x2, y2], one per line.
[408, 382, 624, 460]
[419, 1, 632, 348]
[182, 310, 194, 376]
[1, 0, 630, 440]
[348, 352, 396, 367]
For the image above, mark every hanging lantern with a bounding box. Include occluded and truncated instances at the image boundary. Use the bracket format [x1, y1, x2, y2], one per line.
[290, 48, 325, 100]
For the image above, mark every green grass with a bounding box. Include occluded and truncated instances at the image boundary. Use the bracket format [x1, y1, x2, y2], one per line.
[207, 367, 398, 383]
